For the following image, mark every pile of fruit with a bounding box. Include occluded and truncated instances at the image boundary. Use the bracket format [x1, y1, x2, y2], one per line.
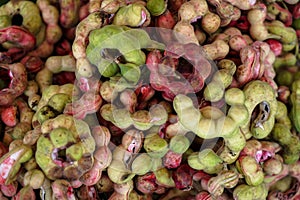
[0, 0, 300, 199]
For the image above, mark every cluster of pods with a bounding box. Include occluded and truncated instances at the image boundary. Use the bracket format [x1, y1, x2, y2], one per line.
[0, 0, 300, 199]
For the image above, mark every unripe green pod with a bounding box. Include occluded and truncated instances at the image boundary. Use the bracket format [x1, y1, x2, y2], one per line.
[275, 101, 292, 129]
[223, 129, 246, 152]
[113, 108, 134, 129]
[198, 149, 223, 169]
[218, 59, 236, 75]
[273, 53, 297, 69]
[132, 110, 152, 130]
[48, 93, 71, 113]
[119, 62, 141, 84]
[144, 133, 168, 158]
[236, 156, 264, 186]
[113, 3, 150, 27]
[242, 80, 277, 139]
[131, 154, 153, 175]
[225, 88, 245, 105]
[267, 24, 297, 44]
[150, 157, 163, 172]
[49, 128, 76, 148]
[218, 146, 239, 164]
[290, 79, 300, 132]
[169, 135, 190, 154]
[233, 184, 268, 200]
[107, 160, 135, 184]
[148, 104, 168, 126]
[203, 81, 225, 102]
[271, 124, 292, 145]
[66, 143, 83, 161]
[187, 152, 204, 170]
[146, 0, 167, 16]
[0, 15, 11, 29]
[263, 157, 283, 175]
[0, 1, 43, 35]
[12, 122, 31, 140]
[153, 167, 175, 187]
[275, 70, 294, 86]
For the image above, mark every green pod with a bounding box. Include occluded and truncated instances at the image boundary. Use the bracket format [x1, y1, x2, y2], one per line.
[36, 105, 57, 124]
[100, 104, 117, 123]
[218, 146, 240, 164]
[197, 149, 223, 169]
[233, 184, 268, 200]
[12, 122, 31, 140]
[113, 3, 150, 27]
[187, 149, 223, 173]
[36, 115, 96, 180]
[154, 168, 175, 187]
[0, 1, 43, 35]
[203, 81, 225, 102]
[113, 108, 134, 129]
[224, 88, 245, 106]
[275, 101, 292, 129]
[131, 110, 153, 130]
[49, 128, 76, 148]
[218, 59, 236, 76]
[271, 123, 292, 145]
[275, 70, 294, 86]
[267, 23, 297, 44]
[290, 80, 300, 132]
[237, 156, 264, 186]
[146, 0, 167, 16]
[144, 133, 169, 158]
[242, 80, 277, 139]
[0, 15, 11, 29]
[86, 25, 149, 80]
[282, 151, 300, 165]
[173, 94, 201, 133]
[227, 105, 249, 126]
[212, 70, 233, 88]
[148, 104, 168, 126]
[107, 160, 135, 184]
[187, 152, 205, 170]
[48, 93, 71, 113]
[169, 135, 190, 154]
[131, 154, 153, 175]
[223, 129, 246, 152]
[119, 62, 141, 84]
[292, 18, 300, 29]
[282, 41, 296, 52]
[273, 53, 297, 69]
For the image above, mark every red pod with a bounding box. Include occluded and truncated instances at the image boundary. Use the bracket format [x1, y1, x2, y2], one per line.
[0, 181, 18, 197]
[172, 164, 194, 190]
[55, 39, 72, 56]
[229, 15, 250, 31]
[162, 150, 182, 169]
[0, 63, 27, 106]
[266, 39, 282, 56]
[293, 3, 300, 19]
[155, 9, 176, 29]
[1, 105, 18, 127]
[136, 172, 159, 194]
[20, 56, 43, 73]
[53, 71, 76, 85]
